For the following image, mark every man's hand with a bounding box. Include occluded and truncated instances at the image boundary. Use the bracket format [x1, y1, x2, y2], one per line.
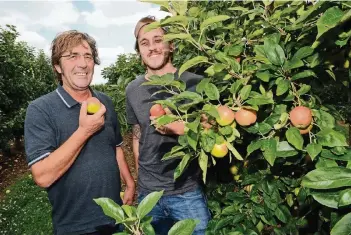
[156, 121, 185, 136]
[78, 101, 106, 137]
[123, 181, 135, 205]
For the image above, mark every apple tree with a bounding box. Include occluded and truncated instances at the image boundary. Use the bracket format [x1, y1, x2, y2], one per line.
[141, 0, 351, 234]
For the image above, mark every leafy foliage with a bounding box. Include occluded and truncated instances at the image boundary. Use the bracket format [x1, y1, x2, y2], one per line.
[144, 0, 351, 234]
[95, 190, 199, 235]
[0, 25, 56, 153]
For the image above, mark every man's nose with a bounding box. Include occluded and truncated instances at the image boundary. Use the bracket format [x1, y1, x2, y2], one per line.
[76, 55, 88, 67]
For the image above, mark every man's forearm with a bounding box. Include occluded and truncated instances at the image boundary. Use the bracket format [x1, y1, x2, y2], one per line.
[116, 147, 135, 185]
[31, 127, 90, 188]
[132, 124, 140, 174]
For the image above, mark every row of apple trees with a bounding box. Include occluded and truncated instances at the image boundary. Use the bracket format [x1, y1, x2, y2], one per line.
[0, 25, 56, 155]
[141, 0, 350, 234]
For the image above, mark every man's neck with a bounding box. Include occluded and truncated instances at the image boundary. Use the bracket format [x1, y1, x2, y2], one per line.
[62, 84, 91, 102]
[146, 63, 177, 80]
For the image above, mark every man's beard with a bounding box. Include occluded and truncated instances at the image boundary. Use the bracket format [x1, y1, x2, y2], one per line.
[143, 51, 171, 70]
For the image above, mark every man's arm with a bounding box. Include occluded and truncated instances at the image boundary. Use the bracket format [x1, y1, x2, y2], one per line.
[132, 124, 141, 174]
[30, 102, 106, 188]
[116, 147, 135, 205]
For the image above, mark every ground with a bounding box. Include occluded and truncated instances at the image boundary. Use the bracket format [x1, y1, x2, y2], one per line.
[0, 132, 136, 199]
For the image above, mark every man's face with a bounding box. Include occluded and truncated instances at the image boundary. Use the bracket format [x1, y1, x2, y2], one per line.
[137, 27, 173, 70]
[55, 41, 95, 91]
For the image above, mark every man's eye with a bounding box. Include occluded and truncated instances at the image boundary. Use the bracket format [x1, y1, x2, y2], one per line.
[69, 55, 77, 59]
[84, 55, 93, 60]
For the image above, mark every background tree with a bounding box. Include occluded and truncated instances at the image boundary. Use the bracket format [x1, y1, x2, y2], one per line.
[0, 25, 56, 154]
[96, 53, 145, 134]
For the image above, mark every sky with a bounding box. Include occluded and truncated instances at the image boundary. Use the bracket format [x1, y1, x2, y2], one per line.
[0, 0, 170, 84]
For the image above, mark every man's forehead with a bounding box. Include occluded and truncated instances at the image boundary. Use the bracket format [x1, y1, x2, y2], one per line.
[138, 27, 164, 41]
[67, 42, 92, 53]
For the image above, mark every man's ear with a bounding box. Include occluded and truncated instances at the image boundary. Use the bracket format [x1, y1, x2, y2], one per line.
[54, 64, 62, 74]
[169, 42, 174, 52]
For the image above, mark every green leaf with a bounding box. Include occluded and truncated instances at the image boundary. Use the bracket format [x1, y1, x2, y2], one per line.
[316, 158, 338, 168]
[291, 70, 316, 81]
[199, 150, 208, 183]
[174, 154, 191, 180]
[276, 141, 298, 158]
[256, 71, 270, 82]
[330, 212, 351, 235]
[162, 151, 186, 161]
[186, 117, 200, 133]
[121, 205, 134, 218]
[204, 83, 220, 100]
[170, 0, 188, 15]
[239, 85, 252, 100]
[306, 143, 322, 161]
[293, 1, 326, 25]
[226, 142, 243, 160]
[226, 44, 244, 56]
[310, 190, 339, 209]
[196, 78, 210, 93]
[141, 222, 155, 235]
[200, 15, 230, 30]
[200, 132, 216, 153]
[339, 189, 351, 207]
[317, 129, 348, 147]
[179, 56, 208, 77]
[155, 100, 178, 112]
[247, 140, 263, 156]
[161, 15, 188, 26]
[136, 191, 164, 219]
[246, 97, 274, 106]
[302, 167, 351, 189]
[163, 33, 192, 42]
[261, 138, 277, 166]
[264, 38, 285, 66]
[313, 109, 335, 129]
[258, 123, 272, 135]
[284, 58, 304, 70]
[321, 149, 351, 162]
[202, 104, 220, 119]
[155, 115, 178, 126]
[297, 84, 311, 95]
[143, 21, 162, 33]
[175, 91, 202, 102]
[316, 6, 345, 40]
[187, 130, 198, 151]
[168, 219, 199, 235]
[276, 79, 290, 96]
[188, 7, 200, 17]
[274, 205, 290, 223]
[229, 79, 244, 95]
[286, 127, 304, 150]
[94, 198, 124, 223]
[292, 46, 314, 60]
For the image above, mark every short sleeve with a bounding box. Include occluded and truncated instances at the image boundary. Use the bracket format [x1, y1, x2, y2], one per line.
[24, 103, 57, 167]
[126, 95, 138, 125]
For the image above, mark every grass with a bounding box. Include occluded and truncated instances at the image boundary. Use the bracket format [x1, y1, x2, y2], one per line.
[0, 173, 52, 235]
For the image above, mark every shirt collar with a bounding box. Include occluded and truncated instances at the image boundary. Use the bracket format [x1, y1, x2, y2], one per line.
[55, 85, 97, 108]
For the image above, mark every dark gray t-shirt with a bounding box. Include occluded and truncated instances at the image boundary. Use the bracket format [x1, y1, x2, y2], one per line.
[24, 85, 123, 235]
[126, 71, 202, 195]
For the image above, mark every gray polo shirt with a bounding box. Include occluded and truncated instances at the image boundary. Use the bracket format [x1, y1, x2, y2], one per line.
[24, 85, 122, 235]
[126, 71, 202, 196]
